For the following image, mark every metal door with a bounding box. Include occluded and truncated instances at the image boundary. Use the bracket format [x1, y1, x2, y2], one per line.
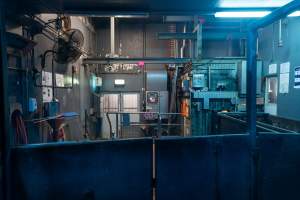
[100, 93, 140, 138]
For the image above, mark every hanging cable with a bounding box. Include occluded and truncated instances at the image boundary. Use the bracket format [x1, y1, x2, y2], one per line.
[11, 110, 28, 145]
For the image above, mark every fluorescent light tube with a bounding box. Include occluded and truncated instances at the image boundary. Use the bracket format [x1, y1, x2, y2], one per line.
[215, 11, 271, 18]
[288, 11, 300, 17]
[219, 0, 292, 8]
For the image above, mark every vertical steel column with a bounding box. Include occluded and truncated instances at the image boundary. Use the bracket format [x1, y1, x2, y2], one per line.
[116, 113, 119, 138]
[110, 17, 115, 56]
[246, 30, 257, 142]
[247, 29, 258, 200]
[0, 0, 11, 199]
[246, 2, 300, 199]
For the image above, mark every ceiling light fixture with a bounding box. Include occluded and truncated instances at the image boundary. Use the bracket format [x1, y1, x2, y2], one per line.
[215, 11, 271, 18]
[288, 11, 300, 17]
[219, 0, 292, 8]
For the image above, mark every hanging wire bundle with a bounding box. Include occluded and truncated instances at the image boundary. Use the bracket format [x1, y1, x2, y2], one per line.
[11, 110, 28, 145]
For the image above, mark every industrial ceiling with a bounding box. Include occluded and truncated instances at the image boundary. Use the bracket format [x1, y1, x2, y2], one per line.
[7, 0, 294, 19]
[9, 0, 221, 15]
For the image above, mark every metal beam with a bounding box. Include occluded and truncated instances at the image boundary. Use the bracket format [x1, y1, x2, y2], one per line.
[158, 32, 247, 40]
[158, 32, 197, 40]
[247, 28, 258, 200]
[82, 57, 192, 65]
[246, 31, 257, 141]
[204, 32, 247, 40]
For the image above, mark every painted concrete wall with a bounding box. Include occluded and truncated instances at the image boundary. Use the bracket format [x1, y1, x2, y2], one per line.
[259, 18, 300, 121]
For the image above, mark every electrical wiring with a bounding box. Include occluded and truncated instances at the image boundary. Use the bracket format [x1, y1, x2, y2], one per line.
[11, 110, 28, 145]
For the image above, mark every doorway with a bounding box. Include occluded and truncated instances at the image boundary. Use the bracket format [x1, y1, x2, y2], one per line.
[265, 77, 278, 116]
[100, 93, 140, 138]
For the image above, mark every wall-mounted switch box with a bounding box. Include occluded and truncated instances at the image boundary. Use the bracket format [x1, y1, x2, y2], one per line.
[28, 98, 37, 112]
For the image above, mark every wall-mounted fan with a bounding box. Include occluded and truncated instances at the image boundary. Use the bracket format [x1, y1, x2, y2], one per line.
[53, 28, 84, 64]
[41, 28, 84, 75]
[39, 27, 84, 90]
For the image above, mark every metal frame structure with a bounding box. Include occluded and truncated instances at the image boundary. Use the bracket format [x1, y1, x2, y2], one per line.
[247, 0, 300, 137]
[246, 1, 300, 199]
[158, 31, 247, 40]
[83, 57, 193, 65]
[105, 111, 183, 138]
[0, 0, 300, 199]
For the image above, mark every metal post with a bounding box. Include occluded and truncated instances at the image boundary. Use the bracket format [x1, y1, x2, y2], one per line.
[110, 17, 115, 56]
[246, 30, 257, 141]
[0, 0, 11, 198]
[116, 113, 119, 139]
[247, 29, 258, 200]
[157, 113, 162, 138]
[246, 2, 300, 198]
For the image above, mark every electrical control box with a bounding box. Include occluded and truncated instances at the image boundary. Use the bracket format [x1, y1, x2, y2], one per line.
[145, 91, 168, 115]
[44, 101, 60, 117]
[28, 98, 37, 112]
[192, 74, 205, 89]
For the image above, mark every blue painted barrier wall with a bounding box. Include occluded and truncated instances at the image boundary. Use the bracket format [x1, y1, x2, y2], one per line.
[258, 133, 300, 200]
[10, 139, 153, 200]
[155, 136, 217, 199]
[10, 134, 300, 200]
[155, 135, 251, 200]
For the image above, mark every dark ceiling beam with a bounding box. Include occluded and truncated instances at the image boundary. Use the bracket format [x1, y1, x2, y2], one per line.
[82, 57, 193, 65]
[157, 32, 197, 40]
[157, 31, 247, 40]
[7, 0, 279, 16]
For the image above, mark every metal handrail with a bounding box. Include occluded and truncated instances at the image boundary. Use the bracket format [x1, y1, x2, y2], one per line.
[106, 111, 182, 115]
[218, 113, 296, 134]
[106, 112, 183, 139]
